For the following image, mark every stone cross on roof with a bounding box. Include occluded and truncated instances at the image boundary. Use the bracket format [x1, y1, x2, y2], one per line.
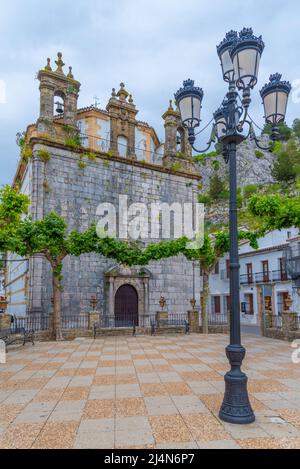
[55, 52, 65, 74]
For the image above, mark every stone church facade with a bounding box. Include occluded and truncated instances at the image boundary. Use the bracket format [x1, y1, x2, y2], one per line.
[7, 53, 202, 322]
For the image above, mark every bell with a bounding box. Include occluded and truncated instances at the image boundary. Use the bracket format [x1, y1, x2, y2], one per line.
[55, 101, 64, 114]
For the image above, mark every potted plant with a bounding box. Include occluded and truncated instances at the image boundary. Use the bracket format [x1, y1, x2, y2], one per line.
[0, 295, 8, 313]
[284, 294, 293, 310]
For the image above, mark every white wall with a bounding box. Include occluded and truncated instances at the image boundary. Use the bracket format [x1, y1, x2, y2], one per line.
[207, 228, 300, 324]
[6, 165, 31, 316]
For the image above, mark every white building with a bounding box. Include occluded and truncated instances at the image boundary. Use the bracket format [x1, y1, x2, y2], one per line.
[207, 227, 300, 326]
[0, 267, 5, 296]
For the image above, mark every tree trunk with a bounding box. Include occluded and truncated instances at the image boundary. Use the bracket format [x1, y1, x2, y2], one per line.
[52, 272, 63, 341]
[46, 254, 65, 341]
[201, 270, 209, 334]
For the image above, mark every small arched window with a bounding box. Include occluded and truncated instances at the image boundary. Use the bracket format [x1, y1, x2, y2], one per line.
[53, 92, 65, 117]
[137, 138, 147, 161]
[176, 127, 185, 154]
[117, 135, 128, 157]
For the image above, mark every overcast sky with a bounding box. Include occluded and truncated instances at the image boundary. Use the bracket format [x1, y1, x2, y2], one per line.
[0, 0, 300, 186]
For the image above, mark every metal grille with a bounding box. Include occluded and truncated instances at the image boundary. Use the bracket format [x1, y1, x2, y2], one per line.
[61, 315, 89, 329]
[270, 316, 282, 329]
[208, 313, 229, 325]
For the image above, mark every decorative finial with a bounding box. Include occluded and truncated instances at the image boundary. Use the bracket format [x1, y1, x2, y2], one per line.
[269, 73, 282, 83]
[128, 94, 133, 103]
[217, 30, 238, 55]
[67, 66, 74, 79]
[235, 27, 264, 52]
[44, 58, 52, 71]
[116, 82, 129, 101]
[168, 99, 174, 111]
[55, 52, 65, 74]
[183, 79, 195, 88]
[111, 88, 116, 97]
[239, 27, 254, 38]
[225, 30, 238, 40]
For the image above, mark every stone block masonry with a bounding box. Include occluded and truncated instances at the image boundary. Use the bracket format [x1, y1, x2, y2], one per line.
[29, 141, 201, 319]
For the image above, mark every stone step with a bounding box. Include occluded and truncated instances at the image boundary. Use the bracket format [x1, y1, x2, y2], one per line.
[94, 325, 188, 337]
[94, 327, 135, 337]
[153, 326, 187, 335]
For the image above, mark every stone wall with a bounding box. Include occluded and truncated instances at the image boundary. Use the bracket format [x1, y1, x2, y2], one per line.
[263, 312, 300, 342]
[30, 141, 201, 318]
[264, 328, 300, 342]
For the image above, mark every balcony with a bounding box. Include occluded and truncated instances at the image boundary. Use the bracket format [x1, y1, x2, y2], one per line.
[239, 270, 290, 285]
[271, 270, 289, 282]
[240, 274, 254, 285]
[255, 271, 270, 283]
[255, 270, 291, 283]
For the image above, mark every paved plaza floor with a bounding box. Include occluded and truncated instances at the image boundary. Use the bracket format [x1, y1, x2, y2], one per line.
[0, 333, 300, 449]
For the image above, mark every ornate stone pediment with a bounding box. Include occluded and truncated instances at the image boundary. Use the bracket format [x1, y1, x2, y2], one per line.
[105, 265, 151, 278]
[105, 265, 151, 319]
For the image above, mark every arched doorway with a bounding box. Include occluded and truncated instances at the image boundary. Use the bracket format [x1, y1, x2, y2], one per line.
[115, 284, 138, 326]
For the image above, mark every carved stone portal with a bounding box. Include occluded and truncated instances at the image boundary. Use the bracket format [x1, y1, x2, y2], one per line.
[104, 265, 151, 322]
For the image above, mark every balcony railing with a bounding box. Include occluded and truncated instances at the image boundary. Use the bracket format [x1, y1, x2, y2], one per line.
[270, 315, 282, 329]
[271, 270, 289, 282]
[239, 270, 290, 285]
[240, 274, 254, 285]
[255, 271, 270, 283]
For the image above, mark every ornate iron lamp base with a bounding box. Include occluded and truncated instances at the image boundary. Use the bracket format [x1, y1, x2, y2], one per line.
[219, 344, 255, 424]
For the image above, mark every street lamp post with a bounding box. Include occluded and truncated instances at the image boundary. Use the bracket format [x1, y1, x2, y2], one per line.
[175, 27, 291, 424]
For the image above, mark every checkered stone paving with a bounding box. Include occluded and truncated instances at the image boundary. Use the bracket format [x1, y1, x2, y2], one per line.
[0, 334, 300, 449]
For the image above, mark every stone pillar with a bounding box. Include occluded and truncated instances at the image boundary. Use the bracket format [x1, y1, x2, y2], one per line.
[260, 312, 266, 336]
[40, 83, 54, 120]
[156, 311, 168, 326]
[0, 314, 12, 330]
[88, 311, 100, 329]
[128, 121, 136, 159]
[143, 280, 149, 318]
[108, 277, 114, 319]
[64, 90, 79, 128]
[265, 312, 275, 329]
[27, 154, 46, 316]
[188, 310, 200, 332]
[162, 101, 179, 161]
[109, 113, 119, 155]
[182, 128, 192, 158]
